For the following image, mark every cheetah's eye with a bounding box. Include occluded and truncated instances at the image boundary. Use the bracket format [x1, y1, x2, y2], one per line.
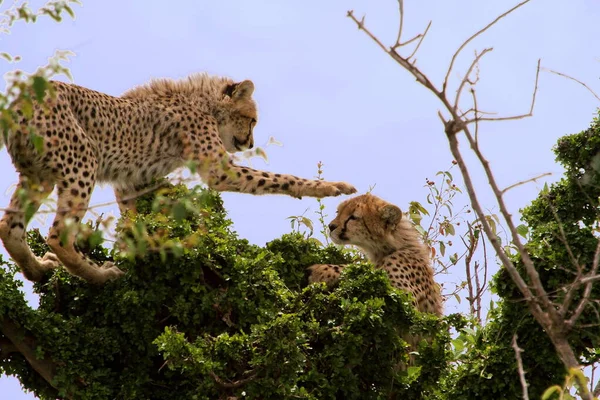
[347, 215, 358, 221]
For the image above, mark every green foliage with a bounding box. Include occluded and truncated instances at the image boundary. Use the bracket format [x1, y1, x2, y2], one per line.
[0, 185, 452, 399]
[0, 1, 77, 151]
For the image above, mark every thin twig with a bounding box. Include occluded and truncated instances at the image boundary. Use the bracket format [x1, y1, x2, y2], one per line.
[465, 59, 541, 124]
[567, 240, 600, 327]
[463, 223, 478, 320]
[501, 172, 552, 194]
[512, 334, 530, 400]
[542, 67, 600, 102]
[393, 0, 404, 48]
[209, 370, 258, 389]
[348, 4, 593, 393]
[454, 48, 493, 113]
[470, 88, 481, 143]
[406, 20, 432, 60]
[442, 0, 533, 94]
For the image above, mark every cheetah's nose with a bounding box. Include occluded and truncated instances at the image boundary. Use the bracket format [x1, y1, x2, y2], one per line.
[328, 223, 338, 232]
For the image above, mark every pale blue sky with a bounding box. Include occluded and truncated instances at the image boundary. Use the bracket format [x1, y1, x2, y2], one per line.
[1, 0, 599, 397]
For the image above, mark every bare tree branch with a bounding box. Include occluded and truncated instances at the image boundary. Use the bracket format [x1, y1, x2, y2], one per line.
[442, 0, 533, 94]
[542, 67, 600, 103]
[465, 59, 541, 124]
[501, 172, 552, 195]
[406, 21, 431, 60]
[567, 240, 600, 327]
[454, 48, 493, 113]
[209, 369, 258, 389]
[512, 334, 529, 400]
[393, 0, 404, 49]
[347, 2, 594, 397]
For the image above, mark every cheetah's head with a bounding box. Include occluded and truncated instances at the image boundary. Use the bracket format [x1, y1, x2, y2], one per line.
[328, 194, 403, 258]
[219, 80, 257, 152]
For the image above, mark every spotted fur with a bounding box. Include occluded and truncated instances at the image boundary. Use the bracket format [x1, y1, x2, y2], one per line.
[0, 73, 356, 284]
[308, 194, 442, 316]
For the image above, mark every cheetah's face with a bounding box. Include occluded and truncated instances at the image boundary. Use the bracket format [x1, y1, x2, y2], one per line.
[219, 80, 258, 153]
[328, 194, 402, 253]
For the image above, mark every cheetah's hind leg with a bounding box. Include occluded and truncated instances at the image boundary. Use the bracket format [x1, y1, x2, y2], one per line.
[46, 160, 124, 285]
[0, 177, 60, 281]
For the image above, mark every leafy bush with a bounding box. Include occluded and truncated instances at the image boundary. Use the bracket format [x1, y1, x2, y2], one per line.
[0, 185, 451, 399]
[444, 111, 600, 399]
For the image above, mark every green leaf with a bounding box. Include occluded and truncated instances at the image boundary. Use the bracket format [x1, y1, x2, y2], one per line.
[541, 386, 562, 400]
[453, 293, 461, 304]
[32, 76, 48, 102]
[406, 366, 422, 383]
[29, 131, 44, 153]
[88, 230, 103, 248]
[439, 241, 446, 257]
[172, 202, 187, 222]
[449, 253, 458, 265]
[64, 5, 75, 18]
[300, 216, 314, 231]
[24, 201, 36, 223]
[452, 338, 465, 354]
[516, 224, 528, 238]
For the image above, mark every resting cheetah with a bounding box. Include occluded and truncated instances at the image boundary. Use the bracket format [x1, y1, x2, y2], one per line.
[308, 194, 442, 316]
[0, 73, 356, 284]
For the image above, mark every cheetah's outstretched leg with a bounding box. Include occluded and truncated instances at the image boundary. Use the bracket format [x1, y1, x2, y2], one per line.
[0, 177, 60, 281]
[200, 150, 356, 199]
[46, 165, 124, 285]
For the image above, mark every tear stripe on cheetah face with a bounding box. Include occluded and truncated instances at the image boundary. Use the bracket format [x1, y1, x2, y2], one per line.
[0, 73, 356, 284]
[308, 194, 442, 316]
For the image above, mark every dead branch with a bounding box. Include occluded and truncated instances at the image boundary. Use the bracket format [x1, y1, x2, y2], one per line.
[209, 369, 258, 389]
[347, 2, 593, 397]
[406, 21, 431, 60]
[512, 334, 529, 400]
[463, 223, 480, 321]
[454, 48, 493, 113]
[442, 0, 533, 94]
[594, 373, 600, 397]
[501, 172, 552, 195]
[566, 240, 600, 327]
[465, 59, 541, 124]
[542, 67, 600, 103]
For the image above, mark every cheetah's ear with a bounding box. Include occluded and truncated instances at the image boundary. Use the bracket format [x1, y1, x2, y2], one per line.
[231, 80, 255, 101]
[380, 204, 402, 227]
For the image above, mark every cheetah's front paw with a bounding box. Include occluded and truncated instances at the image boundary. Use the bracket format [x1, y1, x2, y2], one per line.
[318, 181, 357, 198]
[99, 261, 125, 281]
[332, 181, 357, 196]
[36, 252, 61, 271]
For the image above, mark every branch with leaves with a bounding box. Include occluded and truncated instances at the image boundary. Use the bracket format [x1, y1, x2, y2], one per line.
[346, 0, 600, 397]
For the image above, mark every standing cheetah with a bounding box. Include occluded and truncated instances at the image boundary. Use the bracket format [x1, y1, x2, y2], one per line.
[308, 194, 442, 316]
[0, 73, 356, 284]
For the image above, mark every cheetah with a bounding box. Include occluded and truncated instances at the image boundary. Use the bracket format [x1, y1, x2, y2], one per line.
[0, 73, 356, 285]
[308, 194, 442, 316]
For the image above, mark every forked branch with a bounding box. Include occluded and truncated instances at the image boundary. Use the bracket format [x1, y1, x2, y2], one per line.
[346, 1, 594, 397]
